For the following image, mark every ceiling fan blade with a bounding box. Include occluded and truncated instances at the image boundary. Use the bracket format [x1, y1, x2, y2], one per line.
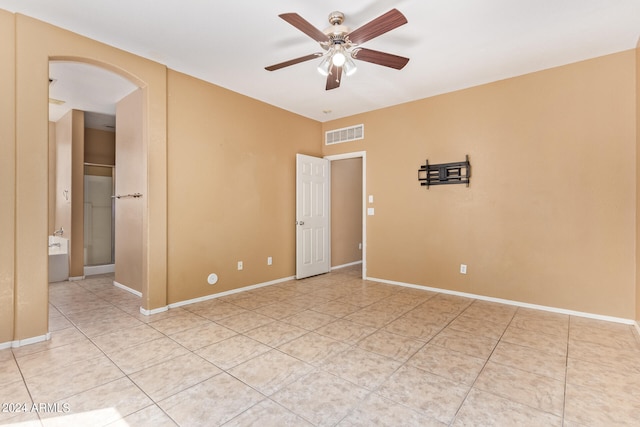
[265, 53, 323, 71]
[326, 65, 342, 90]
[351, 48, 410, 70]
[279, 13, 330, 42]
[347, 8, 407, 45]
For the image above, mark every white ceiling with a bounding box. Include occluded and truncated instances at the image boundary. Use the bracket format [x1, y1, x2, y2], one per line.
[3, 0, 640, 123]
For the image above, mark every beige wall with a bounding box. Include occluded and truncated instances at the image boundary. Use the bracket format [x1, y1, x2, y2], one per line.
[85, 127, 115, 165]
[331, 158, 363, 267]
[323, 51, 637, 319]
[48, 122, 56, 236]
[70, 110, 85, 277]
[166, 70, 321, 303]
[636, 38, 640, 323]
[54, 112, 72, 242]
[115, 89, 144, 292]
[53, 110, 85, 278]
[2, 11, 167, 343]
[0, 9, 16, 343]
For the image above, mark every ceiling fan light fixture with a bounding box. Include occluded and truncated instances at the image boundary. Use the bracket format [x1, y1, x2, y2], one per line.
[343, 56, 357, 76]
[332, 50, 346, 67]
[317, 55, 331, 76]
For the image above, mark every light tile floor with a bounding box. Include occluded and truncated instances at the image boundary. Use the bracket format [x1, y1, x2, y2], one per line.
[2, 266, 640, 426]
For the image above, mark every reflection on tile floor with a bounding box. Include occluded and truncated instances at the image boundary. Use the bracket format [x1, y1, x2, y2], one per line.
[2, 265, 640, 426]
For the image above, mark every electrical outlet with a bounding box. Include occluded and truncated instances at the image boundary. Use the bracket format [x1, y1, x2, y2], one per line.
[358, 243, 362, 250]
[267, 256, 273, 265]
[460, 264, 467, 274]
[237, 261, 243, 271]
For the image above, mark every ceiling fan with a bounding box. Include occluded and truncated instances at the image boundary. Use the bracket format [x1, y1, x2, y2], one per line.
[265, 8, 410, 90]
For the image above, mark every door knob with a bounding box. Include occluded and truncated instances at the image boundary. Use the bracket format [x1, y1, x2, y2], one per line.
[299, 221, 305, 225]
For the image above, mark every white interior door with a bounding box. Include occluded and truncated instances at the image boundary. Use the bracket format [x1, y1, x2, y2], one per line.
[296, 154, 330, 279]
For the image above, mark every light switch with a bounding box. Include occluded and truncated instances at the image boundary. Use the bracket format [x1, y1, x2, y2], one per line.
[367, 207, 375, 216]
[368, 195, 374, 203]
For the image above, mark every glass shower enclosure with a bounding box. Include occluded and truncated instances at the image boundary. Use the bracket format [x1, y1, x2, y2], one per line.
[84, 165, 115, 267]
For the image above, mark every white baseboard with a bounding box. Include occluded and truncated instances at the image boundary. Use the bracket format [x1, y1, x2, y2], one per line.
[113, 281, 142, 297]
[0, 332, 51, 349]
[331, 261, 363, 270]
[635, 321, 640, 337]
[140, 306, 168, 316]
[68, 276, 85, 281]
[84, 264, 115, 276]
[367, 276, 636, 325]
[168, 275, 295, 309]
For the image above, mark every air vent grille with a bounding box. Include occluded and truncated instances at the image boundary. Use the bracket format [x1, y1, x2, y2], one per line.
[325, 124, 364, 145]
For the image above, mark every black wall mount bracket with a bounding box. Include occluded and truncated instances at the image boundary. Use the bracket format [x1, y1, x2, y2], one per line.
[418, 155, 470, 188]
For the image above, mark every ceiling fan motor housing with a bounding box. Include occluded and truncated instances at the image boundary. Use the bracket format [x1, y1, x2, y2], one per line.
[324, 11, 350, 47]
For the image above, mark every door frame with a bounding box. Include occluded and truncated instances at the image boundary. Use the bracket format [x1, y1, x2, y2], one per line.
[325, 151, 367, 279]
